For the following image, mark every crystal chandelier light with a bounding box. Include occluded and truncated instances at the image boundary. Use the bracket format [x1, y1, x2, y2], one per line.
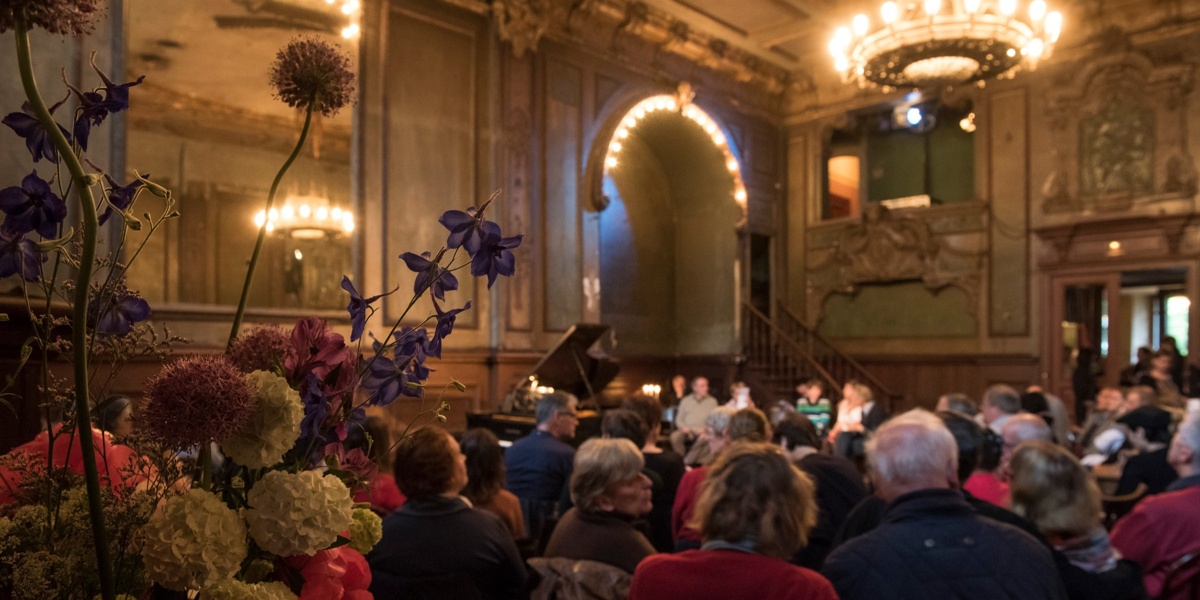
[254, 195, 355, 239]
[829, 0, 1063, 89]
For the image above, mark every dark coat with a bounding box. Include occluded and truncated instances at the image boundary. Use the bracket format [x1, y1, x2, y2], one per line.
[1054, 552, 1148, 600]
[791, 453, 868, 570]
[823, 489, 1067, 600]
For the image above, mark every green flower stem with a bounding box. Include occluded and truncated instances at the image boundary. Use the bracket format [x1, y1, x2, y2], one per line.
[227, 102, 314, 349]
[13, 17, 116, 600]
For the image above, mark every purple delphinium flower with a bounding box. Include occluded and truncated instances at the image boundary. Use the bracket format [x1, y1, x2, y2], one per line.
[0, 229, 45, 281]
[360, 352, 408, 407]
[400, 251, 458, 301]
[439, 206, 501, 257]
[428, 299, 470, 359]
[361, 328, 431, 406]
[471, 231, 524, 288]
[90, 287, 151, 336]
[340, 275, 396, 342]
[98, 172, 147, 226]
[0, 170, 67, 238]
[67, 59, 144, 151]
[2, 100, 72, 164]
[269, 36, 356, 118]
[300, 372, 332, 442]
[0, 0, 104, 37]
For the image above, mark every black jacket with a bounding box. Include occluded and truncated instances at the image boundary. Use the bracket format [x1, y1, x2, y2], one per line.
[791, 453, 868, 570]
[367, 495, 529, 600]
[822, 489, 1067, 600]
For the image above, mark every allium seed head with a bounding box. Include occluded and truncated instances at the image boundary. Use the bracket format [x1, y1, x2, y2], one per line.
[227, 325, 291, 374]
[142, 355, 255, 448]
[268, 36, 356, 118]
[0, 0, 104, 36]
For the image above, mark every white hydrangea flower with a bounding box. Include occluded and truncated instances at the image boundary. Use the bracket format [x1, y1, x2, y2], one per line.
[220, 371, 304, 469]
[202, 579, 297, 600]
[347, 507, 382, 554]
[142, 489, 248, 591]
[245, 470, 353, 557]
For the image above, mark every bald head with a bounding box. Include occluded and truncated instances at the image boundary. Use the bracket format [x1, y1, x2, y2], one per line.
[867, 409, 958, 502]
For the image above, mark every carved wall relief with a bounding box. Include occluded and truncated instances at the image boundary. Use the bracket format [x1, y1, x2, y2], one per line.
[493, 0, 553, 58]
[1042, 52, 1195, 213]
[805, 205, 984, 325]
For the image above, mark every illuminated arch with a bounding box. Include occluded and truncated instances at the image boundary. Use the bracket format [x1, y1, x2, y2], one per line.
[599, 94, 749, 225]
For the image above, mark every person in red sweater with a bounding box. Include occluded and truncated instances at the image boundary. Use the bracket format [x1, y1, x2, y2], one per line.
[631, 442, 836, 600]
[671, 406, 761, 550]
[1110, 414, 1200, 600]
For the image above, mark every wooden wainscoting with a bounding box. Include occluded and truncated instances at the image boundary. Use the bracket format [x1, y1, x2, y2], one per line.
[851, 353, 1041, 414]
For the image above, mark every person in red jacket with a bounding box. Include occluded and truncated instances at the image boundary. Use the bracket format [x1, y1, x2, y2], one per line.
[631, 442, 837, 600]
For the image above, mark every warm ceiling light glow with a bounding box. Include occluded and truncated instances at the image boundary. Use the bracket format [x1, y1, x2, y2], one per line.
[924, 0, 942, 16]
[853, 14, 869, 36]
[1045, 11, 1063, 41]
[999, 0, 1018, 15]
[881, 1, 898, 23]
[964, 0, 981, 13]
[605, 156, 618, 169]
[1029, 0, 1046, 21]
[1108, 241, 1121, 251]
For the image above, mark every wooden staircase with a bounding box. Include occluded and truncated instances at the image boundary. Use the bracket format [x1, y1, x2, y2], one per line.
[741, 301, 901, 409]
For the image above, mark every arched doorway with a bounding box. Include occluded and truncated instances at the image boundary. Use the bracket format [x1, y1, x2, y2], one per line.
[587, 93, 747, 357]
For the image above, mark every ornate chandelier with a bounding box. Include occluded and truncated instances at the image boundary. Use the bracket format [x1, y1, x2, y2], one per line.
[254, 195, 355, 239]
[829, 0, 1063, 89]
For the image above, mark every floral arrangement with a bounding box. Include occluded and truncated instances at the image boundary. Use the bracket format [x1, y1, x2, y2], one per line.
[0, 1, 522, 599]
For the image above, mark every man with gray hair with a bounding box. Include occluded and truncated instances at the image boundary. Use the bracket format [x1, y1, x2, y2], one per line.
[999, 413, 1054, 480]
[1111, 415, 1200, 599]
[981, 384, 1022, 434]
[504, 392, 580, 541]
[823, 410, 1066, 600]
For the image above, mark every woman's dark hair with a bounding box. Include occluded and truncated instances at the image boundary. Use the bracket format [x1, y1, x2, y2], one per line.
[980, 428, 1003, 472]
[937, 410, 984, 482]
[601, 409, 649, 448]
[621, 395, 663, 433]
[459, 428, 505, 505]
[95, 395, 132, 434]
[772, 413, 821, 451]
[393, 426, 458, 499]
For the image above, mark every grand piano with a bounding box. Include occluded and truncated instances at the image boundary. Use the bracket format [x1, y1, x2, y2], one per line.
[467, 324, 618, 446]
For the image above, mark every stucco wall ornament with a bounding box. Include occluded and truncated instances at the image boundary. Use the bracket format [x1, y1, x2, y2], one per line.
[806, 205, 982, 323]
[494, 0, 554, 59]
[1042, 51, 1195, 213]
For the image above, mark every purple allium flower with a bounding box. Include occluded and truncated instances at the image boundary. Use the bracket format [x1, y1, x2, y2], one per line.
[471, 231, 523, 288]
[427, 299, 470, 359]
[2, 100, 72, 164]
[89, 283, 151, 336]
[0, 0, 104, 37]
[142, 355, 256, 448]
[0, 229, 45, 281]
[340, 275, 396, 343]
[227, 325, 291, 374]
[399, 251, 457, 301]
[268, 36, 356, 118]
[283, 317, 355, 385]
[0, 170, 66, 238]
[98, 172, 147, 226]
[439, 206, 502, 257]
[67, 58, 144, 151]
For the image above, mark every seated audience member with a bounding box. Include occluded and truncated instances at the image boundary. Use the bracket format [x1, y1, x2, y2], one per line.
[504, 392, 579, 541]
[1026, 386, 1072, 446]
[1139, 350, 1183, 407]
[1111, 415, 1200, 600]
[936, 392, 977, 416]
[347, 416, 406, 515]
[774, 413, 866, 569]
[630, 444, 838, 600]
[1000, 412, 1055, 482]
[670, 377, 718, 458]
[727, 381, 754, 409]
[829, 380, 888, 459]
[543, 438, 656, 573]
[460, 428, 525, 540]
[368, 426, 527, 600]
[982, 384, 1023, 434]
[822, 410, 1066, 600]
[1009, 441, 1148, 600]
[831, 411, 1040, 547]
[1079, 387, 1129, 453]
[672, 406, 764, 550]
[963, 423, 1009, 506]
[660, 374, 688, 408]
[1114, 386, 1179, 496]
[1120, 347, 1153, 388]
[798, 379, 832, 407]
[607, 402, 683, 552]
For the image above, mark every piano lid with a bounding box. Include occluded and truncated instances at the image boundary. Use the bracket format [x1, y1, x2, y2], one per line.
[525, 323, 618, 401]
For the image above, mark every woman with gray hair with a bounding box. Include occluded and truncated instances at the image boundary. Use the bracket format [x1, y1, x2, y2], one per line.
[543, 437, 656, 573]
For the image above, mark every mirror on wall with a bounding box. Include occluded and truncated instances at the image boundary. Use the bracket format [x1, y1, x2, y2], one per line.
[123, 0, 359, 311]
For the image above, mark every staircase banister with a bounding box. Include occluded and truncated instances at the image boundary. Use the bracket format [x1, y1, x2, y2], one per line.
[742, 302, 840, 394]
[775, 300, 900, 401]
